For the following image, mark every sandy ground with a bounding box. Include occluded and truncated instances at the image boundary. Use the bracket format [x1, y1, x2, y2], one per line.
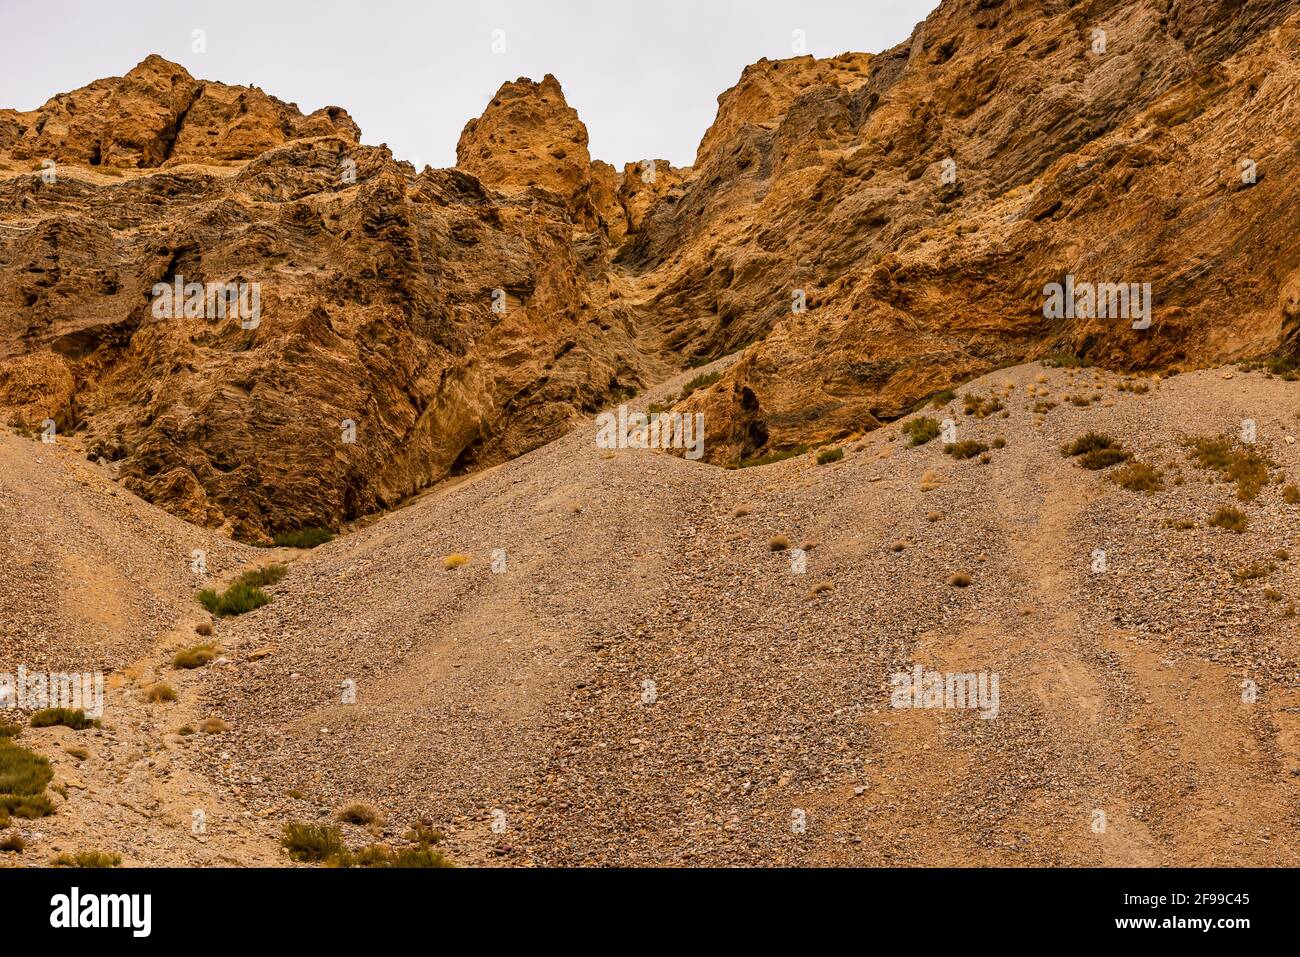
[1, 360, 1298, 866]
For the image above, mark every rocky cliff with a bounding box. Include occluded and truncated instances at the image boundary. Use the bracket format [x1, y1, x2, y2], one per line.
[3, 0, 1299, 534]
[0, 60, 655, 540]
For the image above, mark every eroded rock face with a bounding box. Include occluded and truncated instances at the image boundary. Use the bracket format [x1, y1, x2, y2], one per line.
[632, 0, 1300, 463]
[4, 0, 1300, 530]
[0, 59, 649, 540]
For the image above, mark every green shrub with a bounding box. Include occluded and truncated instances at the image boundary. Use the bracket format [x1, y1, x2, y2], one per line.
[235, 564, 288, 588]
[282, 823, 345, 863]
[0, 740, 52, 797]
[273, 527, 335, 549]
[1186, 435, 1273, 502]
[30, 708, 99, 730]
[679, 370, 722, 400]
[903, 417, 941, 447]
[816, 447, 844, 465]
[0, 738, 55, 820]
[197, 581, 271, 617]
[929, 388, 956, 408]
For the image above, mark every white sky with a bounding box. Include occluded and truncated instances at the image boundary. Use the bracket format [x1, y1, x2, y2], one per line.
[2, 0, 938, 170]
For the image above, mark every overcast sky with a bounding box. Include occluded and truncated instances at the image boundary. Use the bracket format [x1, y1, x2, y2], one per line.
[2, 0, 938, 170]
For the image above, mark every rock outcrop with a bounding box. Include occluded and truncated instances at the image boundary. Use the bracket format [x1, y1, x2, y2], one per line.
[3, 0, 1300, 531]
[638, 0, 1300, 463]
[0, 59, 651, 540]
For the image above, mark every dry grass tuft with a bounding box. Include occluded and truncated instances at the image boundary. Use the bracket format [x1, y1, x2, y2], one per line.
[1109, 461, 1164, 494]
[442, 554, 471, 570]
[336, 802, 383, 826]
[173, 643, 218, 669]
[1208, 506, 1249, 533]
[768, 535, 791, 552]
[144, 683, 176, 703]
[50, 850, 121, 868]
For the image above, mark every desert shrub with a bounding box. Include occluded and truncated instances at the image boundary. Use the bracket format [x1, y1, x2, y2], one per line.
[405, 822, 444, 846]
[334, 843, 453, 869]
[1062, 432, 1120, 457]
[806, 582, 834, 598]
[1285, 485, 1300, 505]
[173, 643, 219, 669]
[64, 746, 88, 761]
[199, 717, 230, 734]
[1208, 507, 1249, 533]
[0, 740, 52, 797]
[944, 440, 988, 460]
[816, 447, 844, 465]
[273, 527, 335, 549]
[144, 683, 176, 703]
[679, 370, 721, 400]
[929, 388, 956, 408]
[0, 722, 21, 738]
[1186, 435, 1273, 501]
[1109, 461, 1164, 493]
[1078, 446, 1129, 469]
[443, 554, 470, 570]
[198, 581, 271, 617]
[1233, 561, 1276, 584]
[948, 572, 973, 587]
[50, 850, 121, 868]
[768, 535, 791, 552]
[30, 708, 99, 730]
[235, 564, 288, 588]
[0, 739, 54, 820]
[903, 417, 940, 446]
[336, 802, 382, 826]
[963, 394, 1004, 418]
[195, 622, 213, 637]
[1033, 400, 1059, 413]
[0, 831, 25, 853]
[282, 823, 345, 863]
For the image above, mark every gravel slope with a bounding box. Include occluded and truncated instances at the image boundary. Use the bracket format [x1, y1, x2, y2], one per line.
[2, 361, 1298, 866]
